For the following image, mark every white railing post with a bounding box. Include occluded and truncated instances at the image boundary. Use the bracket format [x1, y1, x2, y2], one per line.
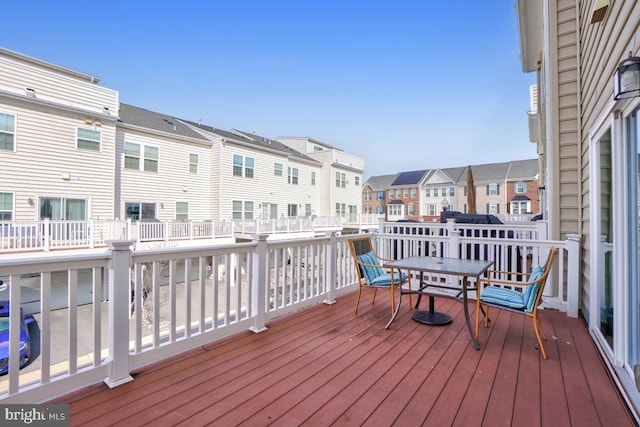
[324, 231, 338, 305]
[105, 240, 134, 388]
[89, 219, 95, 249]
[43, 218, 51, 252]
[250, 234, 269, 333]
[445, 219, 457, 257]
[566, 234, 580, 318]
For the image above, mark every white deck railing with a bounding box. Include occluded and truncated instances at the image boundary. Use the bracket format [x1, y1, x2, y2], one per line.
[0, 221, 577, 403]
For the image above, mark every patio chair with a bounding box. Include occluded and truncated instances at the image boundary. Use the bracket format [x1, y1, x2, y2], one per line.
[475, 247, 558, 359]
[347, 235, 412, 315]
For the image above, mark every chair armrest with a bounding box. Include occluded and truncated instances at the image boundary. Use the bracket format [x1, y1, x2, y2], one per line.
[485, 269, 529, 278]
[478, 277, 538, 288]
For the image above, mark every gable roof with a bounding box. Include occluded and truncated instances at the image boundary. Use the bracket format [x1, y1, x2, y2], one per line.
[506, 159, 539, 180]
[390, 170, 429, 186]
[364, 173, 399, 190]
[118, 103, 210, 142]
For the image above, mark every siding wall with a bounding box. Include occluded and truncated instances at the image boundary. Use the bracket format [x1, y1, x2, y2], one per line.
[117, 128, 211, 221]
[0, 51, 119, 221]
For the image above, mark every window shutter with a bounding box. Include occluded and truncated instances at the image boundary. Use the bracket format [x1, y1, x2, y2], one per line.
[486, 185, 489, 195]
[497, 204, 500, 214]
[486, 203, 489, 212]
[497, 184, 500, 195]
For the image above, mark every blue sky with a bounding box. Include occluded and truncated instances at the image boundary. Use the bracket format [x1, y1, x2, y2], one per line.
[3, 1, 535, 180]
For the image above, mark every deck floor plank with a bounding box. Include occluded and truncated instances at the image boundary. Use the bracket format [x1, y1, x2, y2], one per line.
[48, 291, 636, 427]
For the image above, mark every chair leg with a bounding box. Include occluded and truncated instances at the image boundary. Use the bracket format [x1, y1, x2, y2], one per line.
[371, 288, 377, 304]
[484, 306, 491, 328]
[354, 286, 363, 313]
[532, 314, 547, 359]
[475, 301, 481, 339]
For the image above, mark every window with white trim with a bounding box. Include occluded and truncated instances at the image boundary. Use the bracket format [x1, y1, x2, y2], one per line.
[336, 172, 346, 188]
[364, 192, 372, 201]
[388, 204, 402, 216]
[288, 204, 298, 217]
[0, 192, 13, 220]
[335, 203, 346, 216]
[288, 167, 299, 185]
[233, 155, 243, 176]
[232, 200, 254, 219]
[449, 186, 455, 196]
[125, 142, 158, 172]
[233, 154, 254, 178]
[425, 188, 431, 197]
[77, 127, 101, 151]
[355, 176, 360, 186]
[488, 183, 499, 195]
[514, 182, 527, 193]
[0, 112, 16, 151]
[407, 203, 415, 215]
[487, 203, 499, 214]
[403, 189, 409, 198]
[189, 154, 198, 174]
[274, 163, 283, 176]
[176, 202, 189, 220]
[510, 201, 530, 214]
[410, 189, 416, 198]
[125, 202, 156, 220]
[311, 171, 316, 185]
[433, 188, 439, 197]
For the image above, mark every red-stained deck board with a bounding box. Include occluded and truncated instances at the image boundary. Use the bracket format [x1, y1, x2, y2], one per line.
[48, 290, 636, 427]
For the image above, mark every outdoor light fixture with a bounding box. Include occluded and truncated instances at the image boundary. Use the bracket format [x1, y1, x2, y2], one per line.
[613, 52, 640, 100]
[441, 198, 449, 212]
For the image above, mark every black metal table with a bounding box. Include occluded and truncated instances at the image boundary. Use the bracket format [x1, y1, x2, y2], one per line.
[383, 256, 493, 350]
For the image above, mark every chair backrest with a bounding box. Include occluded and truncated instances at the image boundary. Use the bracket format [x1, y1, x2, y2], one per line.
[347, 236, 383, 283]
[525, 247, 558, 312]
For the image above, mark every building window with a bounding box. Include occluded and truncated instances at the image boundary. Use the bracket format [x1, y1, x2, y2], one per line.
[407, 203, 415, 215]
[305, 204, 312, 217]
[245, 157, 254, 178]
[376, 191, 385, 200]
[376, 206, 385, 214]
[335, 203, 346, 216]
[441, 187, 447, 197]
[388, 204, 402, 216]
[233, 154, 243, 176]
[410, 189, 416, 198]
[274, 163, 283, 176]
[125, 142, 158, 172]
[403, 189, 409, 198]
[355, 176, 360, 186]
[189, 154, 198, 174]
[0, 192, 13, 220]
[433, 188, 439, 197]
[288, 167, 299, 185]
[144, 146, 158, 172]
[510, 201, 530, 214]
[428, 204, 437, 216]
[488, 183, 499, 195]
[336, 172, 346, 188]
[389, 190, 393, 199]
[0, 112, 16, 151]
[311, 171, 316, 185]
[514, 182, 527, 193]
[77, 127, 101, 151]
[232, 200, 254, 219]
[425, 188, 431, 197]
[395, 189, 401, 198]
[364, 192, 372, 201]
[313, 145, 323, 152]
[125, 202, 156, 220]
[176, 202, 189, 220]
[288, 204, 298, 217]
[449, 186, 455, 197]
[487, 203, 500, 214]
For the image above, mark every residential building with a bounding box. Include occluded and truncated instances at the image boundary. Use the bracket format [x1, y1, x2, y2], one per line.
[117, 104, 212, 222]
[365, 160, 539, 222]
[277, 137, 364, 220]
[361, 173, 397, 217]
[387, 170, 429, 221]
[0, 47, 119, 222]
[517, 0, 640, 417]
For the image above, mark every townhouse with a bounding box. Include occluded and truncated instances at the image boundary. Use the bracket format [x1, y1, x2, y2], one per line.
[517, 0, 640, 417]
[0, 47, 364, 227]
[361, 173, 397, 216]
[365, 159, 540, 222]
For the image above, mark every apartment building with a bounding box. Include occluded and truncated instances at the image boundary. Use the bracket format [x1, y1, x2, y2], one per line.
[361, 173, 397, 217]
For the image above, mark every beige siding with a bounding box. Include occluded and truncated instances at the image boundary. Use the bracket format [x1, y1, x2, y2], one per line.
[0, 55, 118, 114]
[1, 98, 116, 220]
[118, 129, 211, 221]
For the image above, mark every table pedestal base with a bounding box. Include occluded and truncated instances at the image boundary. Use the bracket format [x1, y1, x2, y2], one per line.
[412, 310, 452, 326]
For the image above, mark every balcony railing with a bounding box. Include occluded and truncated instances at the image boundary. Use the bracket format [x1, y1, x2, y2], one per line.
[0, 221, 577, 403]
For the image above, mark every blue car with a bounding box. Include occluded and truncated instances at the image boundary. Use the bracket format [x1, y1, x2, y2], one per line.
[0, 301, 35, 375]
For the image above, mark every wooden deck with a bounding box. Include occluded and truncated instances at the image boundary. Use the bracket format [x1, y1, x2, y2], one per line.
[51, 291, 635, 426]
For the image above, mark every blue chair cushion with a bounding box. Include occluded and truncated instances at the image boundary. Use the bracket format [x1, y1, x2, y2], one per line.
[525, 266, 545, 313]
[369, 272, 409, 286]
[356, 251, 384, 282]
[480, 287, 526, 310]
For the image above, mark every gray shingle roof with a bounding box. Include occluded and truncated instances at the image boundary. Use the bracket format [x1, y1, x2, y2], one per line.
[364, 173, 399, 190]
[506, 159, 539, 180]
[118, 103, 210, 142]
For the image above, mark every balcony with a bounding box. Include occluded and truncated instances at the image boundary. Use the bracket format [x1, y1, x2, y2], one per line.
[0, 220, 635, 423]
